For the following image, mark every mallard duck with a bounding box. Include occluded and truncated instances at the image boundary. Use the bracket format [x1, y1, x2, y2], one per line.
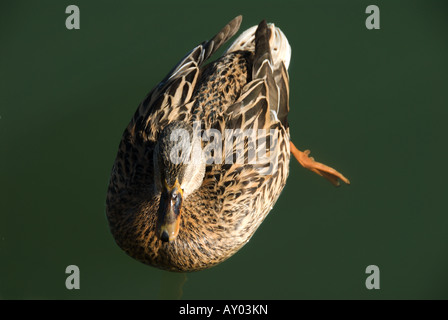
[106, 16, 349, 272]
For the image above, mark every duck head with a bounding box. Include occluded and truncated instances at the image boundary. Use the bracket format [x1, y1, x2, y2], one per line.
[154, 121, 205, 242]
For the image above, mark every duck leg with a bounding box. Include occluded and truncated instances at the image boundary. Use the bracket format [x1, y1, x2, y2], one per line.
[290, 141, 350, 187]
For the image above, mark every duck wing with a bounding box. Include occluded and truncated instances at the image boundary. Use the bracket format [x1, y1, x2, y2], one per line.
[107, 16, 243, 200]
[130, 15, 243, 140]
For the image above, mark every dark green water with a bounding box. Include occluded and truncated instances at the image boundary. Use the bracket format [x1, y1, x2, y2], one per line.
[1, 0, 448, 299]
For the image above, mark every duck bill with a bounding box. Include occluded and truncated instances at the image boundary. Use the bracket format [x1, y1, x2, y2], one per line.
[157, 180, 183, 242]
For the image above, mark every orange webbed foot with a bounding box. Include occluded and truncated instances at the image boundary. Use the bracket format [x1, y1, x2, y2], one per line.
[290, 141, 350, 187]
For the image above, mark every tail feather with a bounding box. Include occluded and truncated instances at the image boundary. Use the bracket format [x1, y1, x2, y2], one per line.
[226, 19, 291, 127]
[202, 15, 242, 62]
[225, 21, 291, 71]
[253, 20, 273, 80]
[253, 20, 279, 117]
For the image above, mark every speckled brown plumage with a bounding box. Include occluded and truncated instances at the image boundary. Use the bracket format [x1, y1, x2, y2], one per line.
[106, 16, 293, 272]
